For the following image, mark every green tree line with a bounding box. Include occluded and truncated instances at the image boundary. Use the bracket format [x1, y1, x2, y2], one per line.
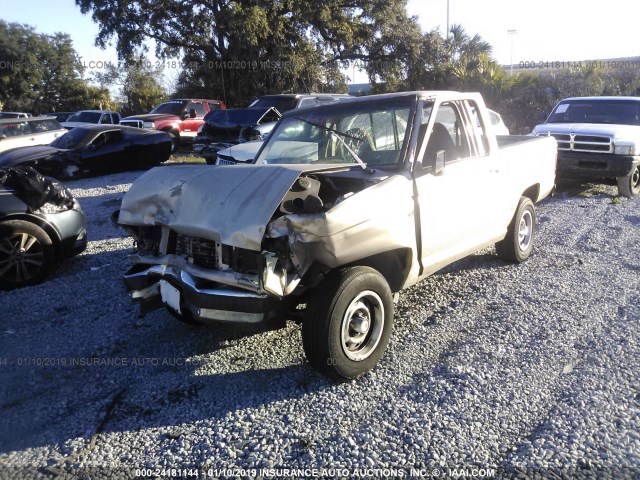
[3, 1, 640, 132]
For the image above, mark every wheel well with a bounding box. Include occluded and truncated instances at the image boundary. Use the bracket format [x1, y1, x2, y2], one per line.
[521, 184, 540, 202]
[1, 214, 62, 260]
[344, 248, 413, 293]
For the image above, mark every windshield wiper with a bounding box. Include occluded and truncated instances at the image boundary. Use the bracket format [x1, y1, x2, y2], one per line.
[329, 132, 369, 171]
[291, 116, 373, 172]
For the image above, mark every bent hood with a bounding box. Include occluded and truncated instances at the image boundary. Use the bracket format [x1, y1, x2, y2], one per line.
[118, 164, 330, 251]
[0, 146, 64, 167]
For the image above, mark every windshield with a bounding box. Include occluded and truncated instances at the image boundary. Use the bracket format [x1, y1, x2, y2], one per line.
[205, 108, 274, 127]
[149, 101, 188, 116]
[50, 128, 94, 149]
[249, 96, 299, 114]
[255, 97, 413, 166]
[67, 111, 101, 123]
[547, 100, 640, 125]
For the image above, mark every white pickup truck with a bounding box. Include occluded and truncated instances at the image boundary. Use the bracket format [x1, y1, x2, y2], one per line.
[532, 96, 640, 197]
[119, 91, 557, 379]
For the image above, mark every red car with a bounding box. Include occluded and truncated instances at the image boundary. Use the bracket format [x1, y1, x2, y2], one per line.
[120, 99, 226, 150]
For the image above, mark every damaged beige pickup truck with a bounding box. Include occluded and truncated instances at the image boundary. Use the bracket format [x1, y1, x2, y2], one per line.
[119, 91, 557, 379]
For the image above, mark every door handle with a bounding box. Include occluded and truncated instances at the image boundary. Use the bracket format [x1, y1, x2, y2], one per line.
[489, 168, 500, 174]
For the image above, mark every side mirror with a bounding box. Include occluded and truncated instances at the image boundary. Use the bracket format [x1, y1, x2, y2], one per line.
[0, 134, 5, 141]
[86, 144, 97, 152]
[180, 111, 189, 120]
[434, 150, 446, 176]
[189, 109, 197, 119]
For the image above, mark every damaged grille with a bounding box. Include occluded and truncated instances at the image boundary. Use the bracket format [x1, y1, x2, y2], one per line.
[175, 234, 218, 269]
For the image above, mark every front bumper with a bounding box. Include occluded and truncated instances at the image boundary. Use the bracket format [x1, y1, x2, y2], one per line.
[123, 264, 285, 324]
[557, 151, 640, 179]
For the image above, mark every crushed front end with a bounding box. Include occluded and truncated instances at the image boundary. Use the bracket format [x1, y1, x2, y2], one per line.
[118, 163, 398, 324]
[122, 225, 300, 323]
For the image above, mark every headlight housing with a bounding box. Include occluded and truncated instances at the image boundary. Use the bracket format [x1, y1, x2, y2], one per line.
[142, 121, 156, 129]
[614, 144, 638, 156]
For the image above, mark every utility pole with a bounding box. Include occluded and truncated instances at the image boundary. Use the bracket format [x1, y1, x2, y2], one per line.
[446, 0, 450, 38]
[508, 29, 518, 76]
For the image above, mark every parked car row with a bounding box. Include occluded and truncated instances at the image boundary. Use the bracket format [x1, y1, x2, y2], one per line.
[0, 112, 33, 119]
[3, 92, 638, 303]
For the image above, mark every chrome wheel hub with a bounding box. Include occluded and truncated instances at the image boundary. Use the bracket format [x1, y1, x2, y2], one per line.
[341, 290, 384, 361]
[518, 210, 533, 251]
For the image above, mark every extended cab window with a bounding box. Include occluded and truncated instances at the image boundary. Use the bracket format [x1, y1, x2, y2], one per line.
[467, 101, 489, 156]
[424, 101, 486, 165]
[425, 103, 466, 164]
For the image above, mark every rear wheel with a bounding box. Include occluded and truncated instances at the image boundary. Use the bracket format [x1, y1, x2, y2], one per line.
[617, 164, 640, 197]
[0, 220, 54, 289]
[495, 196, 536, 263]
[302, 266, 394, 379]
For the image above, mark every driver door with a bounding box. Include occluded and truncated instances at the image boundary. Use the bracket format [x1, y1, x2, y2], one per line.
[82, 130, 128, 173]
[413, 100, 499, 275]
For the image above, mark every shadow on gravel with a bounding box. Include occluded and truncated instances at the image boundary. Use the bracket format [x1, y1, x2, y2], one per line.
[554, 178, 618, 197]
[63, 171, 144, 191]
[439, 252, 508, 274]
[624, 215, 640, 226]
[0, 284, 322, 454]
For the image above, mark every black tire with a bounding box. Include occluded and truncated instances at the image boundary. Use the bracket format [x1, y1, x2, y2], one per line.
[0, 220, 54, 289]
[616, 164, 640, 197]
[139, 149, 161, 170]
[302, 266, 394, 379]
[495, 196, 536, 263]
[165, 130, 179, 153]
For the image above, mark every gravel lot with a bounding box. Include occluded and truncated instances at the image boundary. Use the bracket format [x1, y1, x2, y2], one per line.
[0, 164, 638, 479]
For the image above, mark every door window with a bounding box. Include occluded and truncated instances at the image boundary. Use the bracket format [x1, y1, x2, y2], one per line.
[424, 101, 488, 165]
[189, 102, 206, 117]
[91, 130, 122, 148]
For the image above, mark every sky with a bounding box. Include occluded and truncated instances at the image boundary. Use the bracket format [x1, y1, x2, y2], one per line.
[2, 0, 640, 84]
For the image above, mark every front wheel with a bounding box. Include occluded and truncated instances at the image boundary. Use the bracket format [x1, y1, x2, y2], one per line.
[302, 266, 394, 379]
[0, 220, 54, 289]
[617, 164, 640, 197]
[495, 196, 536, 263]
[165, 130, 179, 153]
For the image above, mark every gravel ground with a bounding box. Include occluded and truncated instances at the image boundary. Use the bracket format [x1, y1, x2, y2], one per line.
[0, 166, 638, 479]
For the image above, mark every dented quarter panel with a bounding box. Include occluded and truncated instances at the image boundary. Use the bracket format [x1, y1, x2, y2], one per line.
[118, 163, 346, 251]
[268, 173, 417, 277]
